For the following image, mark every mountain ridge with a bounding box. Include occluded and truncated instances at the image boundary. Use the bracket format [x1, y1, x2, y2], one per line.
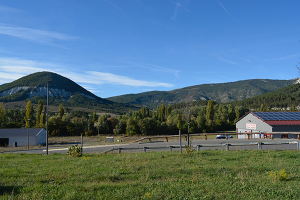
[106, 79, 296, 109]
[0, 72, 136, 114]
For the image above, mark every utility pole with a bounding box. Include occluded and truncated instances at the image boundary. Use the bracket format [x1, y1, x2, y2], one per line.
[27, 119, 31, 150]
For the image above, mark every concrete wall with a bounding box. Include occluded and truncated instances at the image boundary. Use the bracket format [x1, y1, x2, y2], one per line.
[36, 129, 46, 145]
[8, 136, 37, 147]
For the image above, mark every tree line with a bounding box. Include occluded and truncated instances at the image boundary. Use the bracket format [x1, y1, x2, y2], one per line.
[0, 100, 250, 136]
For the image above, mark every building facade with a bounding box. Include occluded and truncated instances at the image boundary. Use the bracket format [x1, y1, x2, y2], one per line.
[236, 112, 300, 139]
[0, 128, 46, 147]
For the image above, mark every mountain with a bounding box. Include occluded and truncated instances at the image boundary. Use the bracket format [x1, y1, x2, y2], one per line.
[106, 79, 296, 109]
[232, 82, 300, 110]
[0, 72, 136, 114]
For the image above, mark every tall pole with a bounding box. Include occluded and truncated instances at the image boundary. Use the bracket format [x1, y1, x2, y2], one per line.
[46, 81, 53, 155]
[27, 119, 31, 150]
[179, 130, 182, 154]
[187, 121, 190, 147]
[97, 124, 100, 143]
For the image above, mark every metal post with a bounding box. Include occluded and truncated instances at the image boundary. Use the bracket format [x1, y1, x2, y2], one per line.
[169, 146, 172, 151]
[197, 145, 200, 151]
[187, 121, 190, 147]
[258, 142, 262, 150]
[144, 147, 147, 152]
[226, 144, 229, 151]
[27, 119, 31, 150]
[118, 148, 121, 153]
[98, 125, 100, 143]
[81, 134, 83, 155]
[179, 130, 182, 154]
[46, 80, 53, 155]
[298, 142, 300, 150]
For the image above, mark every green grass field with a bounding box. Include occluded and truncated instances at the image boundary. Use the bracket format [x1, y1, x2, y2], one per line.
[1, 150, 300, 199]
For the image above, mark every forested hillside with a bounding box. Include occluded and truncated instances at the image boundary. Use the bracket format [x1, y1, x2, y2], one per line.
[232, 83, 300, 110]
[0, 72, 138, 114]
[107, 79, 295, 109]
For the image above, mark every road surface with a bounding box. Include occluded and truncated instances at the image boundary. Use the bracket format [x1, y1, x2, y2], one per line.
[2, 138, 299, 154]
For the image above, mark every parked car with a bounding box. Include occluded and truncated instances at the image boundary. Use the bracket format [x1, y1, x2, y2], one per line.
[216, 135, 233, 139]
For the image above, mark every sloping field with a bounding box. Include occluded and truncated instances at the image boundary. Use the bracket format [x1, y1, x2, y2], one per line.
[1, 150, 299, 199]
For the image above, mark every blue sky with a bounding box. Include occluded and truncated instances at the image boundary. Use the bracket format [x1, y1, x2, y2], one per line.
[0, 0, 299, 98]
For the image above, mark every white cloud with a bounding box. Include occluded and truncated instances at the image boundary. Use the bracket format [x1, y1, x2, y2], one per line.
[218, 1, 236, 21]
[0, 24, 78, 44]
[0, 5, 20, 13]
[0, 57, 174, 88]
[216, 56, 237, 65]
[129, 61, 181, 78]
[263, 54, 299, 61]
[171, 2, 189, 19]
[86, 71, 174, 87]
[104, 0, 122, 10]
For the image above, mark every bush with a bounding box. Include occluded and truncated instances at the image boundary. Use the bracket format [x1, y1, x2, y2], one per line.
[67, 144, 82, 157]
[268, 169, 289, 181]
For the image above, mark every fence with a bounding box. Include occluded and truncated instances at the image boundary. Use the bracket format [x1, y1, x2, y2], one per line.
[102, 141, 300, 154]
[133, 132, 300, 143]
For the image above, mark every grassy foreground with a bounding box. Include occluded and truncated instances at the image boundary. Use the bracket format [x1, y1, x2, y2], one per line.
[1, 150, 300, 199]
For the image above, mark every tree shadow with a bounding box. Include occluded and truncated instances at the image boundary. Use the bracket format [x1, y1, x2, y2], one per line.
[0, 185, 22, 196]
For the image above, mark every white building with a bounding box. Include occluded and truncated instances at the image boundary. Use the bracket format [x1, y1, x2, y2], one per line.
[0, 128, 46, 147]
[236, 112, 300, 139]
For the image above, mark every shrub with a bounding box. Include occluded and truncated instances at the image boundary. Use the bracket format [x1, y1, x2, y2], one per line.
[268, 169, 289, 181]
[67, 144, 82, 157]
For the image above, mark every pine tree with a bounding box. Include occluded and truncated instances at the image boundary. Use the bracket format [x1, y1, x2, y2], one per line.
[92, 109, 97, 123]
[206, 100, 214, 121]
[0, 102, 6, 128]
[58, 104, 65, 119]
[25, 101, 34, 128]
[260, 104, 266, 112]
[36, 100, 43, 126]
[235, 106, 240, 122]
[42, 106, 47, 125]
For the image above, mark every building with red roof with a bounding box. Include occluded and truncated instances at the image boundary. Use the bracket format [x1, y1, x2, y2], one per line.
[235, 112, 300, 139]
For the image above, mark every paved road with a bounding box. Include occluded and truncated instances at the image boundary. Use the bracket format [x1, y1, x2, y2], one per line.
[3, 138, 300, 154]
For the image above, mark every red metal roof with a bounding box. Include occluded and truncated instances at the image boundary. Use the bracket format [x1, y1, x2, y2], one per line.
[264, 121, 300, 126]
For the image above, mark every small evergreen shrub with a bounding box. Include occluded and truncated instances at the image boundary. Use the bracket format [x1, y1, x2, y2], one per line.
[67, 144, 82, 157]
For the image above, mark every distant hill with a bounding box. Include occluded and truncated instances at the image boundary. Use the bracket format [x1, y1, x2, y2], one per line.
[232, 82, 300, 110]
[0, 72, 136, 114]
[106, 79, 295, 109]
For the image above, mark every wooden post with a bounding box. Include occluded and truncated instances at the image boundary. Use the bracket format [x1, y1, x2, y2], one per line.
[205, 135, 207, 140]
[226, 135, 228, 140]
[271, 134, 274, 139]
[166, 137, 168, 142]
[148, 138, 151, 142]
[179, 130, 182, 154]
[298, 134, 300, 140]
[247, 134, 250, 140]
[185, 136, 187, 141]
[81, 134, 83, 156]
